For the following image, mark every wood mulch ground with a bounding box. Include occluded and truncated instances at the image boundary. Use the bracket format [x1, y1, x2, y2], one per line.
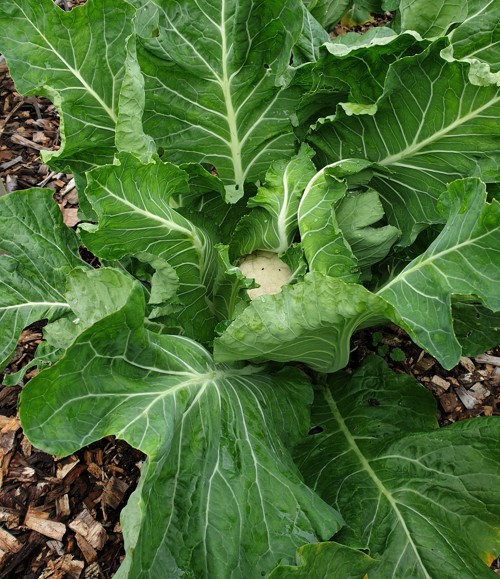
[1, 5, 499, 578]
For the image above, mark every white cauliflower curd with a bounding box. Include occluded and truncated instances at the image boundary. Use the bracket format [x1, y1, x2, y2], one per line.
[238, 250, 292, 300]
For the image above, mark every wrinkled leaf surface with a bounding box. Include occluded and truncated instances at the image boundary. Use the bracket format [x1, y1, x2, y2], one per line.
[20, 271, 342, 578]
[295, 356, 500, 578]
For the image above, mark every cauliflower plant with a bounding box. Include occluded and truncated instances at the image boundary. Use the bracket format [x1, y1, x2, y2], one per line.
[238, 250, 292, 300]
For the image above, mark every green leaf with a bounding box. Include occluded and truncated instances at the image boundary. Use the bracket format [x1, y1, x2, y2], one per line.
[212, 245, 252, 322]
[1, 344, 58, 387]
[115, 37, 156, 162]
[269, 542, 377, 578]
[214, 272, 390, 372]
[366, 225, 442, 291]
[398, 0, 500, 73]
[293, 4, 330, 64]
[79, 153, 218, 342]
[0, 189, 87, 371]
[177, 163, 227, 208]
[125, 0, 159, 37]
[281, 243, 309, 284]
[137, 0, 304, 200]
[137, 255, 180, 308]
[336, 189, 401, 269]
[452, 302, 500, 357]
[298, 161, 375, 281]
[378, 178, 500, 369]
[298, 175, 356, 280]
[295, 356, 500, 578]
[20, 274, 342, 578]
[303, 0, 351, 29]
[230, 145, 317, 257]
[0, 0, 136, 172]
[304, 1, 385, 30]
[309, 40, 500, 244]
[341, 3, 380, 27]
[398, 0, 467, 37]
[43, 267, 143, 351]
[448, 0, 500, 74]
[319, 28, 428, 105]
[7, 267, 144, 382]
[292, 28, 430, 137]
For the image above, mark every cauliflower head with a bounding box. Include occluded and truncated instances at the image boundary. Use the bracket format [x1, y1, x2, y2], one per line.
[238, 250, 292, 300]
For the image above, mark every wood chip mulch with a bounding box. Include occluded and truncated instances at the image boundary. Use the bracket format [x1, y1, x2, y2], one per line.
[331, 11, 395, 37]
[1, 7, 500, 576]
[350, 325, 500, 427]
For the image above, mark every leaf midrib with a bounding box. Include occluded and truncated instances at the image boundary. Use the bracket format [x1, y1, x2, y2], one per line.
[99, 182, 203, 253]
[17, 1, 117, 123]
[378, 93, 500, 166]
[460, 0, 495, 27]
[219, 0, 243, 188]
[377, 228, 495, 296]
[0, 301, 70, 311]
[323, 386, 432, 578]
[276, 161, 292, 252]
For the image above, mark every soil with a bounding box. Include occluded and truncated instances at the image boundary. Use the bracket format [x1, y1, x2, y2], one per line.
[0, 6, 499, 578]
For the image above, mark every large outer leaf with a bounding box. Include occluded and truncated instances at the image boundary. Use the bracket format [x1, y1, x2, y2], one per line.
[378, 178, 500, 369]
[20, 272, 342, 578]
[214, 272, 390, 372]
[0, 0, 135, 172]
[80, 153, 218, 342]
[137, 0, 303, 201]
[0, 189, 87, 370]
[295, 356, 500, 578]
[309, 40, 500, 244]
